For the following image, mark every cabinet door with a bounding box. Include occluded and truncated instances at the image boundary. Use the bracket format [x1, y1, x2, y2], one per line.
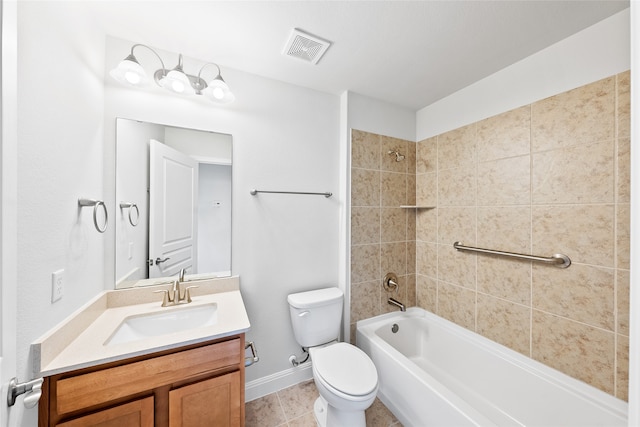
[56, 396, 154, 427]
[169, 371, 241, 427]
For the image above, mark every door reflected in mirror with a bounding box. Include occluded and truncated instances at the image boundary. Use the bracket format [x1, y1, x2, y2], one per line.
[116, 118, 232, 288]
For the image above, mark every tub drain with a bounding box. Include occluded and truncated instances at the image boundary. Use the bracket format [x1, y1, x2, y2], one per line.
[391, 324, 399, 333]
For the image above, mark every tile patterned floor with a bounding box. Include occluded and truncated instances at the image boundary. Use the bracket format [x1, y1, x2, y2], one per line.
[245, 380, 402, 427]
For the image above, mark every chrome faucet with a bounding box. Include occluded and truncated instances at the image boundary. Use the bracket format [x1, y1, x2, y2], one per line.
[154, 268, 197, 307]
[388, 297, 406, 312]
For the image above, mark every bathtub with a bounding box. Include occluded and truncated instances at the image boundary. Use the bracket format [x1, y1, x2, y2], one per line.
[356, 308, 627, 426]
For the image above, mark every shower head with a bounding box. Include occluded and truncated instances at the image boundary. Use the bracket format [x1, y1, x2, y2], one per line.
[388, 149, 405, 162]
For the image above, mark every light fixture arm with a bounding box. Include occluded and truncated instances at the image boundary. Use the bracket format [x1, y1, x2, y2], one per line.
[130, 43, 168, 82]
[197, 62, 222, 81]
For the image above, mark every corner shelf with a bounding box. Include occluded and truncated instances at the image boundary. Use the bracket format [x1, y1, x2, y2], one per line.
[400, 205, 436, 209]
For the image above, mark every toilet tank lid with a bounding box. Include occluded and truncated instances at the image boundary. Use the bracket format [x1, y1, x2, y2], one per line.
[287, 287, 343, 309]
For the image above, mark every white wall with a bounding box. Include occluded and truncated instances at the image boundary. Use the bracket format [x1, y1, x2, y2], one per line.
[347, 92, 416, 142]
[104, 36, 341, 392]
[16, 2, 108, 425]
[417, 8, 631, 140]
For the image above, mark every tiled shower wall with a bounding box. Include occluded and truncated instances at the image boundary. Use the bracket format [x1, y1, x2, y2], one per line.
[349, 71, 630, 401]
[350, 131, 417, 339]
[415, 71, 630, 399]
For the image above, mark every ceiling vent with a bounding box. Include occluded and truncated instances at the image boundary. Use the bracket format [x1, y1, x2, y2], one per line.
[283, 28, 331, 65]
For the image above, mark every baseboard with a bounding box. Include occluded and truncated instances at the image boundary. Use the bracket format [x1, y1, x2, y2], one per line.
[245, 362, 313, 402]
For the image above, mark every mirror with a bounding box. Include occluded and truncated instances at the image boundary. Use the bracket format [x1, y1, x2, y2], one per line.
[115, 118, 232, 288]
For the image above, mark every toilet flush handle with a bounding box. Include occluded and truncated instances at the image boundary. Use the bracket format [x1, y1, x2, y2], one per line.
[298, 310, 310, 317]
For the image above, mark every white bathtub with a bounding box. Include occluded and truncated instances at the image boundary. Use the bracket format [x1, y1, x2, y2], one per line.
[356, 308, 628, 427]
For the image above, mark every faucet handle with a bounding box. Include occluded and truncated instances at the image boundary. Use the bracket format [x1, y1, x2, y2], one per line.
[153, 289, 171, 307]
[184, 286, 198, 303]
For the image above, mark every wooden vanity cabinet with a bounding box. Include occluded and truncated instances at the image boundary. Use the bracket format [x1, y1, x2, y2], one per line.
[38, 334, 245, 427]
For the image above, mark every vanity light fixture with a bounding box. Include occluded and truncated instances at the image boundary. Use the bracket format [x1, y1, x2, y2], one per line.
[110, 44, 235, 104]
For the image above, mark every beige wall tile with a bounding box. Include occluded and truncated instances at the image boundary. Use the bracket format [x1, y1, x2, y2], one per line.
[351, 244, 380, 284]
[616, 71, 630, 138]
[416, 241, 437, 278]
[617, 269, 630, 336]
[616, 203, 630, 269]
[531, 76, 615, 152]
[351, 280, 380, 323]
[438, 243, 476, 289]
[617, 138, 630, 203]
[381, 208, 406, 243]
[381, 135, 407, 173]
[416, 208, 437, 242]
[417, 137, 437, 173]
[416, 172, 437, 206]
[532, 311, 615, 394]
[351, 207, 380, 245]
[477, 155, 530, 206]
[532, 140, 614, 204]
[477, 294, 531, 356]
[407, 173, 417, 206]
[417, 274, 437, 312]
[438, 281, 476, 331]
[351, 129, 380, 170]
[438, 166, 476, 206]
[438, 123, 476, 170]
[438, 207, 476, 245]
[406, 140, 417, 172]
[406, 274, 416, 306]
[532, 204, 615, 267]
[381, 171, 407, 207]
[351, 168, 380, 207]
[477, 257, 531, 305]
[617, 334, 629, 401]
[477, 106, 531, 162]
[532, 263, 614, 330]
[477, 206, 531, 253]
[381, 242, 407, 277]
[406, 211, 416, 244]
[406, 240, 416, 275]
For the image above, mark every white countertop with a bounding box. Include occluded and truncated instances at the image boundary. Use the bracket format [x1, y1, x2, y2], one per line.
[32, 276, 250, 377]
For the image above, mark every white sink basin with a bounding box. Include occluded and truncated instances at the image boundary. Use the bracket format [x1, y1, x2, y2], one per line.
[105, 303, 218, 346]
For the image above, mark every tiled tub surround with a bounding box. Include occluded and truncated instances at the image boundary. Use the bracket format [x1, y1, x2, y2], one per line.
[415, 71, 630, 399]
[350, 130, 417, 340]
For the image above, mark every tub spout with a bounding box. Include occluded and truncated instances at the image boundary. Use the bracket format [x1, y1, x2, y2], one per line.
[388, 297, 406, 312]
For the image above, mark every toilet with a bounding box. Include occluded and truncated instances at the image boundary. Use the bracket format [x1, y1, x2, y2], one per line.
[287, 287, 378, 427]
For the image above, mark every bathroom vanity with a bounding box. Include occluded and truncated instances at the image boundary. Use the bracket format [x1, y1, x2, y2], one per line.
[39, 335, 244, 426]
[32, 277, 251, 427]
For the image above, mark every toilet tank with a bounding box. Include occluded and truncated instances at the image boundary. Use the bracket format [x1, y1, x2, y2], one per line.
[287, 287, 344, 348]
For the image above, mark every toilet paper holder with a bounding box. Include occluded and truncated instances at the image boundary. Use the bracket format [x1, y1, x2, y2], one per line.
[7, 377, 43, 408]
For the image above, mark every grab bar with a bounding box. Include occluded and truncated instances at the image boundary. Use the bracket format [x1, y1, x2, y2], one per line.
[453, 241, 571, 268]
[250, 189, 332, 198]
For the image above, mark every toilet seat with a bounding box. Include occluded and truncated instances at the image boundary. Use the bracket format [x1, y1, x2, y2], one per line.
[312, 343, 378, 398]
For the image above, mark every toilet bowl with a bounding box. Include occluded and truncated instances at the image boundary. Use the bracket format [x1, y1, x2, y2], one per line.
[310, 343, 378, 426]
[287, 288, 379, 427]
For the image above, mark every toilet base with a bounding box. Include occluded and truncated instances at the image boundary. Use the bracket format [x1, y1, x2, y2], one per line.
[313, 396, 366, 427]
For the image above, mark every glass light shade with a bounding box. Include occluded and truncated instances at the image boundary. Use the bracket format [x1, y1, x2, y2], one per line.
[159, 69, 195, 95]
[110, 57, 149, 87]
[204, 76, 235, 103]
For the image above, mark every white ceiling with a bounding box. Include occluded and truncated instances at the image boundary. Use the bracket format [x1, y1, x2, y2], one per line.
[84, 0, 628, 110]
